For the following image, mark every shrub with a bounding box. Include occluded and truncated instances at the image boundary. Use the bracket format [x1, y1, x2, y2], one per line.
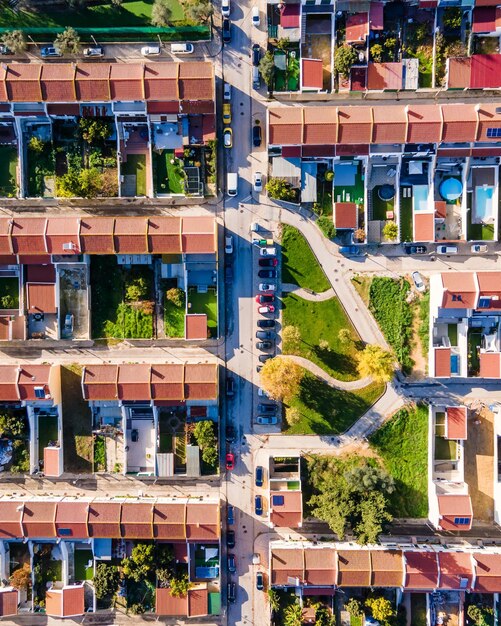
[370, 43, 383, 63]
[317, 216, 336, 239]
[129, 603, 146, 615]
[169, 572, 191, 597]
[10, 563, 31, 591]
[94, 563, 120, 600]
[334, 45, 357, 79]
[126, 276, 149, 301]
[0, 411, 25, 437]
[266, 177, 296, 202]
[79, 118, 111, 144]
[28, 136, 45, 153]
[443, 7, 462, 30]
[354, 228, 366, 243]
[166, 287, 185, 307]
[0, 295, 14, 309]
[324, 170, 334, 182]
[259, 51, 275, 87]
[54, 26, 80, 54]
[383, 221, 398, 241]
[1, 30, 26, 54]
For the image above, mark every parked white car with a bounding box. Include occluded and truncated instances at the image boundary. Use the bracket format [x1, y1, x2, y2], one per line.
[223, 82, 231, 101]
[471, 244, 488, 253]
[259, 247, 276, 257]
[251, 5, 260, 26]
[141, 45, 161, 56]
[253, 171, 263, 193]
[411, 271, 425, 293]
[436, 244, 458, 255]
[221, 0, 230, 17]
[258, 283, 276, 292]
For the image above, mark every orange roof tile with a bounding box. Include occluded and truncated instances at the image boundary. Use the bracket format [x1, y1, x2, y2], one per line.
[370, 550, 404, 587]
[414, 213, 434, 242]
[22, 501, 57, 537]
[406, 105, 442, 144]
[338, 107, 373, 144]
[120, 502, 153, 539]
[82, 365, 118, 401]
[0, 590, 18, 617]
[40, 64, 76, 102]
[75, 64, 110, 101]
[304, 548, 336, 585]
[404, 551, 439, 589]
[0, 365, 20, 402]
[372, 106, 407, 143]
[303, 107, 337, 144]
[301, 59, 323, 90]
[6, 64, 42, 102]
[437, 495, 473, 531]
[147, 217, 182, 254]
[0, 218, 12, 255]
[185, 314, 207, 340]
[271, 548, 304, 585]
[270, 491, 302, 528]
[117, 364, 151, 401]
[438, 552, 473, 589]
[346, 13, 369, 43]
[0, 501, 23, 538]
[109, 64, 144, 101]
[337, 550, 371, 586]
[156, 588, 188, 616]
[153, 502, 186, 540]
[17, 364, 51, 401]
[477, 271, 501, 298]
[446, 57, 472, 89]
[181, 216, 216, 254]
[268, 108, 303, 145]
[88, 502, 121, 538]
[367, 62, 403, 90]
[441, 272, 477, 308]
[43, 446, 62, 478]
[150, 364, 185, 400]
[434, 348, 451, 378]
[441, 103, 477, 142]
[188, 586, 209, 617]
[480, 352, 501, 378]
[144, 63, 179, 100]
[45, 217, 80, 255]
[473, 553, 501, 591]
[79, 217, 115, 254]
[10, 217, 46, 255]
[113, 217, 148, 254]
[334, 203, 357, 229]
[446, 406, 467, 439]
[27, 283, 57, 315]
[55, 501, 89, 538]
[477, 104, 501, 142]
[185, 502, 219, 541]
[179, 62, 214, 100]
[184, 363, 218, 400]
[46, 586, 85, 618]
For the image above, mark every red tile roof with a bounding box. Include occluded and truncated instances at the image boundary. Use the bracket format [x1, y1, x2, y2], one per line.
[45, 217, 80, 255]
[372, 106, 407, 143]
[302, 59, 323, 90]
[0, 218, 13, 255]
[404, 551, 439, 589]
[0, 365, 21, 402]
[480, 352, 501, 378]
[26, 283, 57, 314]
[6, 64, 42, 102]
[22, 501, 57, 537]
[156, 588, 188, 616]
[268, 108, 303, 145]
[442, 272, 477, 308]
[446, 57, 472, 89]
[55, 501, 89, 538]
[17, 364, 51, 401]
[185, 502, 219, 541]
[110, 64, 144, 101]
[280, 3, 300, 28]
[304, 548, 336, 585]
[477, 271, 501, 299]
[367, 63, 403, 90]
[407, 105, 443, 144]
[334, 202, 357, 229]
[446, 406, 467, 439]
[181, 216, 216, 254]
[113, 217, 148, 254]
[434, 348, 451, 378]
[147, 217, 182, 254]
[477, 104, 501, 141]
[43, 446, 62, 478]
[472, 6, 496, 32]
[270, 491, 302, 528]
[117, 364, 151, 401]
[437, 495, 473, 531]
[46, 585, 85, 617]
[346, 13, 369, 43]
[0, 501, 22, 538]
[414, 213, 434, 242]
[438, 552, 473, 589]
[473, 553, 501, 591]
[303, 108, 337, 144]
[369, 1, 384, 29]
[153, 502, 186, 540]
[121, 502, 153, 539]
[471, 54, 501, 88]
[178, 62, 214, 101]
[151, 364, 185, 400]
[88, 502, 121, 538]
[188, 586, 209, 617]
[0, 590, 18, 617]
[370, 550, 404, 587]
[75, 64, 111, 101]
[79, 217, 115, 254]
[184, 363, 218, 400]
[11, 218, 46, 255]
[40, 64, 76, 102]
[337, 550, 371, 586]
[441, 103, 478, 142]
[144, 63, 179, 100]
[82, 364, 118, 401]
[185, 314, 207, 340]
[338, 106, 372, 144]
[271, 548, 304, 585]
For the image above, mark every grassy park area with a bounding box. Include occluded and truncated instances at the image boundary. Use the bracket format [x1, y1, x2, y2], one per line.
[281, 225, 330, 292]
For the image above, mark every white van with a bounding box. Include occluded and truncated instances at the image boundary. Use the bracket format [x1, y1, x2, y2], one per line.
[171, 43, 194, 55]
[227, 172, 238, 196]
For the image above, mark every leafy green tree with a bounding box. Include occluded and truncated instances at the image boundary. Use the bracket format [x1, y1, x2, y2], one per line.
[344, 465, 395, 495]
[193, 420, 218, 465]
[276, 37, 290, 51]
[357, 344, 394, 383]
[260, 357, 304, 402]
[467, 605, 495, 626]
[334, 45, 357, 79]
[54, 27, 80, 55]
[268, 589, 280, 612]
[338, 328, 352, 345]
[10, 563, 31, 591]
[79, 118, 111, 144]
[284, 602, 303, 626]
[314, 605, 335, 626]
[266, 177, 296, 201]
[324, 170, 334, 182]
[345, 598, 363, 618]
[169, 572, 192, 597]
[122, 543, 155, 582]
[129, 603, 146, 614]
[317, 216, 336, 239]
[185, 0, 213, 23]
[443, 7, 462, 30]
[94, 563, 120, 600]
[126, 277, 148, 301]
[384, 37, 397, 51]
[282, 325, 301, 349]
[1, 30, 26, 54]
[56, 168, 103, 199]
[259, 51, 275, 87]
[28, 136, 45, 153]
[151, 0, 172, 26]
[1, 295, 14, 309]
[166, 287, 185, 307]
[366, 596, 394, 623]
[0, 411, 24, 437]
[355, 491, 393, 544]
[383, 221, 398, 241]
[370, 43, 383, 63]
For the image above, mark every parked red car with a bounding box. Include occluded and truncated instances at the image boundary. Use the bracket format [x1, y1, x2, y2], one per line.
[225, 452, 235, 471]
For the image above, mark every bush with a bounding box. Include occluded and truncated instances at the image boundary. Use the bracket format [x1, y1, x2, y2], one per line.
[193, 420, 218, 466]
[443, 7, 462, 30]
[0, 411, 25, 437]
[56, 167, 103, 199]
[1, 29, 26, 54]
[370, 43, 383, 63]
[28, 136, 45, 153]
[166, 287, 185, 308]
[266, 177, 296, 202]
[1, 295, 15, 309]
[54, 26, 80, 54]
[382, 221, 398, 241]
[126, 276, 149, 301]
[79, 118, 111, 144]
[317, 216, 336, 239]
[169, 572, 191, 597]
[324, 170, 334, 182]
[334, 44, 357, 78]
[129, 603, 146, 615]
[94, 563, 120, 600]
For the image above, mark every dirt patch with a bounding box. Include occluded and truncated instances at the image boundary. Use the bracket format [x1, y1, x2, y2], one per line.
[408, 299, 427, 380]
[61, 364, 93, 473]
[351, 275, 371, 307]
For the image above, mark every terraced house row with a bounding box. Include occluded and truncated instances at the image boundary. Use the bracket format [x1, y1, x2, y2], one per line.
[268, 103, 501, 244]
[0, 215, 218, 341]
[0, 362, 219, 478]
[0, 62, 215, 199]
[0, 497, 220, 619]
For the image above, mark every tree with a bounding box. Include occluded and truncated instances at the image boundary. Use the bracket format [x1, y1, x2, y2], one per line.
[151, 0, 172, 26]
[338, 328, 352, 345]
[357, 344, 394, 383]
[282, 325, 301, 349]
[266, 177, 296, 202]
[54, 27, 80, 55]
[111, 0, 123, 7]
[285, 406, 301, 426]
[366, 596, 395, 623]
[344, 465, 395, 495]
[275, 37, 290, 51]
[56, 168, 103, 199]
[383, 221, 398, 241]
[126, 276, 148, 301]
[94, 563, 120, 600]
[319, 339, 330, 351]
[324, 170, 334, 183]
[184, 0, 213, 23]
[10, 563, 31, 591]
[193, 420, 218, 466]
[317, 216, 336, 239]
[1, 295, 15, 309]
[467, 605, 495, 626]
[0, 411, 25, 437]
[345, 598, 363, 618]
[334, 44, 357, 79]
[79, 118, 111, 144]
[354, 228, 366, 243]
[259, 51, 275, 88]
[315, 605, 335, 626]
[166, 287, 185, 307]
[260, 357, 304, 402]
[28, 136, 45, 153]
[268, 589, 280, 612]
[169, 572, 192, 597]
[1, 30, 26, 54]
[443, 7, 462, 30]
[283, 602, 303, 626]
[355, 491, 393, 544]
[122, 543, 155, 582]
[370, 43, 383, 63]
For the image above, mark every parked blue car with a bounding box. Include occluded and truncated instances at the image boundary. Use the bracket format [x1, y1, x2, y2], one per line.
[339, 246, 363, 256]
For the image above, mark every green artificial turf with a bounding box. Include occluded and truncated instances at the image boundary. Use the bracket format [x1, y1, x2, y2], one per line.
[122, 153, 146, 196]
[164, 294, 186, 338]
[281, 224, 330, 292]
[0, 146, 17, 197]
[400, 192, 413, 242]
[0, 277, 19, 309]
[188, 288, 217, 338]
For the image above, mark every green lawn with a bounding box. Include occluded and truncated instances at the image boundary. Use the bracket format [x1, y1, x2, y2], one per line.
[38, 415, 59, 460]
[122, 153, 146, 196]
[164, 293, 186, 338]
[435, 436, 457, 460]
[333, 159, 364, 206]
[410, 594, 428, 626]
[468, 212, 495, 241]
[369, 404, 428, 518]
[0, 277, 19, 309]
[400, 192, 413, 242]
[372, 186, 394, 221]
[188, 288, 217, 337]
[284, 371, 385, 435]
[74, 549, 94, 581]
[281, 224, 330, 292]
[282, 293, 360, 381]
[153, 150, 185, 195]
[0, 0, 185, 28]
[468, 331, 481, 376]
[27, 143, 55, 198]
[447, 324, 458, 347]
[0, 146, 17, 197]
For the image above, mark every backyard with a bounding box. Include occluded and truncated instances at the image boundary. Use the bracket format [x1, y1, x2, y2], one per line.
[0, 277, 19, 310]
[75, 549, 94, 581]
[467, 207, 495, 241]
[284, 370, 384, 435]
[281, 224, 330, 292]
[187, 287, 217, 338]
[61, 364, 93, 473]
[121, 154, 147, 197]
[164, 287, 186, 338]
[153, 150, 185, 195]
[0, 146, 17, 197]
[27, 138, 55, 198]
[400, 193, 413, 242]
[282, 293, 361, 381]
[468, 330, 481, 376]
[370, 404, 428, 518]
[273, 45, 300, 92]
[38, 415, 58, 461]
[90, 257, 154, 340]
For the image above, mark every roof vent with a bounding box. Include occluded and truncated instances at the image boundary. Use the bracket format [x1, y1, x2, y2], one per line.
[62, 242, 76, 251]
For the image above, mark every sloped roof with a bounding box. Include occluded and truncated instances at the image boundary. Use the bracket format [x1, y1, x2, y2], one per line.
[121, 502, 153, 539]
[87, 502, 121, 538]
[40, 64, 76, 102]
[6, 64, 42, 102]
[367, 63, 403, 90]
[337, 106, 373, 144]
[404, 551, 439, 589]
[477, 271, 501, 298]
[303, 107, 337, 144]
[185, 314, 208, 340]
[334, 202, 357, 229]
[442, 272, 477, 308]
[153, 502, 186, 540]
[304, 548, 336, 585]
[17, 364, 51, 401]
[372, 106, 407, 143]
[437, 495, 473, 530]
[156, 587, 188, 616]
[268, 108, 303, 145]
[181, 216, 216, 254]
[184, 363, 218, 400]
[302, 59, 323, 90]
[43, 446, 62, 478]
[438, 552, 473, 589]
[441, 103, 478, 142]
[188, 586, 209, 617]
[110, 63, 144, 101]
[45, 217, 80, 255]
[22, 501, 57, 538]
[144, 62, 179, 100]
[46, 585, 85, 618]
[79, 217, 115, 254]
[185, 502, 219, 541]
[337, 550, 371, 586]
[370, 550, 404, 587]
[27, 283, 57, 314]
[55, 501, 89, 538]
[271, 548, 304, 585]
[270, 491, 302, 528]
[75, 63, 111, 101]
[151, 364, 185, 400]
[473, 553, 501, 591]
[472, 6, 496, 33]
[434, 348, 451, 378]
[113, 217, 148, 254]
[346, 13, 369, 43]
[117, 364, 151, 401]
[147, 217, 182, 254]
[82, 364, 118, 401]
[447, 57, 472, 89]
[445, 406, 467, 439]
[471, 54, 501, 89]
[0, 501, 22, 538]
[11, 218, 46, 255]
[0, 365, 20, 402]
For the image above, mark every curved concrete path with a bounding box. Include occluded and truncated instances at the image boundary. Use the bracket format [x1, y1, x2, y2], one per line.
[282, 283, 336, 302]
[277, 354, 372, 391]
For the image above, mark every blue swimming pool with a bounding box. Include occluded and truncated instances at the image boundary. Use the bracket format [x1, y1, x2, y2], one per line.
[413, 185, 429, 212]
[475, 186, 494, 221]
[450, 354, 459, 375]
